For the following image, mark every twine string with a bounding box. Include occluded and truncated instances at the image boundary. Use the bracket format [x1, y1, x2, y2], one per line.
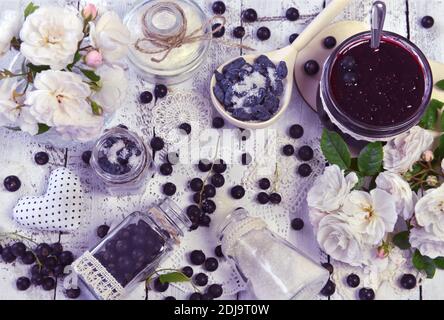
[135, 2, 254, 63]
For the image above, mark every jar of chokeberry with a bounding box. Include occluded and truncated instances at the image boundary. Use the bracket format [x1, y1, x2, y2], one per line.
[73, 199, 191, 300]
[218, 208, 329, 300]
[90, 127, 152, 195]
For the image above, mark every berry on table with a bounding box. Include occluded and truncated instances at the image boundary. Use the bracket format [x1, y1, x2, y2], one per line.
[298, 145, 314, 161]
[164, 296, 176, 300]
[11, 242, 26, 258]
[298, 164, 312, 177]
[421, 15, 434, 28]
[203, 184, 216, 198]
[182, 266, 194, 278]
[4, 175, 21, 192]
[153, 277, 169, 292]
[269, 193, 282, 204]
[258, 178, 271, 190]
[139, 91, 153, 104]
[190, 178, 204, 192]
[215, 245, 223, 258]
[150, 137, 165, 151]
[242, 8, 258, 22]
[304, 60, 320, 75]
[346, 273, 360, 288]
[21, 251, 36, 265]
[400, 274, 417, 290]
[65, 288, 81, 299]
[163, 182, 177, 196]
[282, 144, 295, 156]
[212, 1, 226, 15]
[198, 159, 212, 172]
[36, 243, 51, 258]
[286, 7, 300, 21]
[82, 151, 92, 164]
[322, 262, 334, 274]
[208, 284, 223, 298]
[1, 247, 16, 263]
[160, 163, 173, 176]
[186, 205, 201, 223]
[199, 214, 211, 227]
[241, 153, 252, 165]
[233, 26, 245, 39]
[257, 27, 271, 41]
[204, 257, 219, 272]
[212, 117, 225, 128]
[231, 185, 245, 199]
[31, 274, 44, 286]
[42, 277, 56, 291]
[289, 33, 299, 44]
[58, 251, 74, 266]
[320, 279, 336, 296]
[323, 36, 337, 49]
[154, 84, 168, 100]
[189, 292, 202, 300]
[194, 273, 209, 286]
[291, 218, 304, 231]
[211, 173, 225, 188]
[34, 152, 49, 165]
[190, 250, 206, 265]
[257, 192, 269, 205]
[202, 199, 216, 214]
[97, 225, 110, 238]
[359, 288, 375, 300]
[212, 23, 225, 38]
[213, 159, 227, 173]
[16, 277, 31, 291]
[289, 124, 304, 139]
[179, 123, 192, 135]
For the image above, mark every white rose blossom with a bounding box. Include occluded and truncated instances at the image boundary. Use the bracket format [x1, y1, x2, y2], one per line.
[20, 6, 83, 70]
[317, 214, 367, 266]
[0, 10, 22, 56]
[307, 164, 358, 213]
[91, 65, 128, 114]
[25, 70, 103, 142]
[410, 228, 444, 259]
[341, 189, 398, 245]
[414, 185, 444, 239]
[89, 11, 130, 63]
[383, 126, 435, 174]
[375, 171, 416, 220]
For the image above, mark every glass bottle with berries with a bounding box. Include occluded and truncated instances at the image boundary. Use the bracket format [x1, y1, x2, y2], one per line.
[73, 198, 191, 300]
[90, 127, 152, 195]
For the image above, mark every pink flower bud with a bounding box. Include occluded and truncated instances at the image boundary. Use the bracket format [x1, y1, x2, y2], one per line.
[376, 246, 389, 259]
[85, 50, 103, 68]
[422, 150, 434, 162]
[82, 4, 98, 20]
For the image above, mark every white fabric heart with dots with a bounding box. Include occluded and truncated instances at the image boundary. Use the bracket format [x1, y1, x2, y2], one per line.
[13, 167, 86, 232]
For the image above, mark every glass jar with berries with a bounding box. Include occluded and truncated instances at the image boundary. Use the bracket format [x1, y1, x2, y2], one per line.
[218, 208, 329, 300]
[73, 198, 191, 300]
[90, 127, 152, 195]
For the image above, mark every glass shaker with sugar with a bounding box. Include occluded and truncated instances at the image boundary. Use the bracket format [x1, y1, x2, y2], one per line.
[124, 0, 211, 84]
[218, 208, 329, 300]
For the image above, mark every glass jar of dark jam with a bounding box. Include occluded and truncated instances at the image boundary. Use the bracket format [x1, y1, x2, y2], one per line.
[320, 31, 433, 141]
[73, 199, 191, 300]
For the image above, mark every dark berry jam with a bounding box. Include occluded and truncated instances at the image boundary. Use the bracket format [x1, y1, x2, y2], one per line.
[330, 38, 425, 127]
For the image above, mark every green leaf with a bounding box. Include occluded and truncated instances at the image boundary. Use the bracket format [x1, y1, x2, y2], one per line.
[91, 101, 103, 116]
[352, 172, 365, 190]
[37, 123, 50, 135]
[419, 99, 444, 130]
[27, 63, 50, 74]
[320, 129, 351, 170]
[392, 231, 411, 250]
[357, 142, 383, 176]
[158, 272, 189, 284]
[436, 79, 444, 90]
[24, 2, 39, 18]
[412, 250, 437, 278]
[434, 135, 444, 159]
[67, 51, 82, 71]
[80, 68, 100, 82]
[434, 257, 444, 269]
[412, 250, 425, 270]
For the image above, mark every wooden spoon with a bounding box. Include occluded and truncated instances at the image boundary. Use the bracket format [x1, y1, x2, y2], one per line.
[210, 0, 352, 129]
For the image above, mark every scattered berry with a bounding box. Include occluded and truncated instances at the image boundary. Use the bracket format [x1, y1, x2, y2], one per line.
[286, 7, 300, 21]
[231, 185, 245, 199]
[283, 144, 295, 156]
[4, 175, 21, 192]
[258, 178, 271, 190]
[204, 257, 219, 272]
[42, 277, 56, 291]
[208, 284, 223, 298]
[21, 251, 36, 265]
[211, 173, 225, 188]
[194, 273, 209, 286]
[323, 36, 337, 49]
[190, 178, 204, 192]
[179, 123, 192, 135]
[1, 247, 16, 263]
[189, 292, 202, 300]
[199, 214, 211, 227]
[298, 145, 314, 161]
[289, 33, 299, 44]
[213, 159, 227, 173]
[198, 159, 212, 172]
[153, 277, 169, 292]
[36, 243, 51, 258]
[215, 245, 223, 258]
[421, 15, 434, 28]
[212, 1, 226, 15]
[82, 151, 92, 164]
[242, 8, 257, 22]
[11, 242, 26, 258]
[257, 27, 271, 41]
[150, 137, 165, 151]
[298, 164, 312, 177]
[304, 60, 320, 75]
[289, 124, 304, 139]
[97, 225, 110, 238]
[202, 199, 216, 214]
[241, 153, 252, 165]
[186, 205, 201, 223]
[163, 182, 177, 196]
[65, 288, 81, 299]
[233, 26, 245, 39]
[320, 280, 336, 296]
[140, 91, 153, 104]
[359, 288, 375, 300]
[182, 266, 194, 278]
[322, 262, 334, 274]
[190, 250, 206, 265]
[257, 192, 269, 204]
[16, 277, 31, 291]
[212, 117, 225, 128]
[203, 184, 216, 198]
[291, 218, 304, 231]
[34, 152, 49, 165]
[346, 274, 360, 288]
[160, 163, 173, 176]
[154, 84, 168, 99]
[269, 193, 282, 204]
[212, 23, 225, 38]
[58, 251, 74, 266]
[400, 274, 417, 290]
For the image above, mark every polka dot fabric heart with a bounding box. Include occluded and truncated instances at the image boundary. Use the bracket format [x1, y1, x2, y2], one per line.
[13, 168, 86, 232]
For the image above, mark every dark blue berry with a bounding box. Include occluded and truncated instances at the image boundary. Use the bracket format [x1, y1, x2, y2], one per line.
[215, 245, 223, 257]
[154, 84, 168, 99]
[208, 284, 223, 298]
[198, 160, 212, 172]
[189, 292, 202, 300]
[204, 257, 219, 272]
[298, 145, 314, 161]
[140, 91, 153, 104]
[194, 273, 208, 286]
[199, 214, 211, 227]
[346, 273, 360, 288]
[233, 26, 245, 39]
[164, 296, 176, 300]
[257, 192, 269, 204]
[289, 33, 299, 44]
[359, 288, 375, 300]
[291, 218, 304, 230]
[82, 151, 92, 164]
[323, 36, 337, 49]
[213, 159, 227, 173]
[212, 117, 225, 128]
[202, 199, 216, 214]
[42, 277, 55, 291]
[150, 137, 164, 151]
[421, 16, 434, 28]
[11, 242, 26, 258]
[65, 288, 81, 299]
[242, 8, 257, 22]
[231, 185, 245, 199]
[203, 184, 216, 198]
[400, 274, 416, 290]
[289, 124, 304, 139]
[212, 23, 225, 38]
[190, 178, 204, 192]
[304, 60, 319, 75]
[153, 277, 169, 292]
[283, 145, 295, 156]
[16, 277, 31, 291]
[322, 262, 334, 274]
[212, 1, 226, 15]
[320, 280, 335, 296]
[182, 266, 193, 278]
[286, 7, 300, 21]
[96, 225, 110, 239]
[160, 163, 173, 176]
[4, 175, 21, 192]
[163, 182, 177, 196]
[241, 153, 252, 165]
[257, 27, 271, 41]
[1, 247, 16, 263]
[21, 251, 36, 265]
[269, 193, 282, 204]
[190, 250, 206, 265]
[34, 152, 49, 165]
[179, 123, 191, 135]
[259, 178, 271, 190]
[298, 164, 312, 177]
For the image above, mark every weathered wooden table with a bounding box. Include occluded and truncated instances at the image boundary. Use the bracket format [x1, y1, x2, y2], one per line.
[0, 0, 443, 300]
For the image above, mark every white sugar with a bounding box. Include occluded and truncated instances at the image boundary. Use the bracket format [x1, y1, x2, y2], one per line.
[232, 71, 267, 110]
[128, 153, 141, 168]
[106, 140, 126, 164]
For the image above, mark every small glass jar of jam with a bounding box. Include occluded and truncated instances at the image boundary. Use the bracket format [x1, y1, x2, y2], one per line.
[90, 127, 152, 195]
[73, 199, 191, 300]
[320, 31, 433, 141]
[218, 208, 329, 300]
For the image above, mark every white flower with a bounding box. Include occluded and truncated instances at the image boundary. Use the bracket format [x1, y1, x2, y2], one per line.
[0, 78, 21, 126]
[441, 159, 444, 174]
[375, 171, 415, 220]
[307, 164, 358, 212]
[383, 126, 435, 173]
[17, 108, 38, 135]
[410, 228, 444, 259]
[317, 214, 365, 266]
[308, 208, 328, 234]
[0, 10, 22, 56]
[414, 184, 444, 239]
[20, 6, 83, 70]
[25, 70, 103, 142]
[341, 189, 398, 245]
[91, 65, 128, 114]
[89, 11, 130, 63]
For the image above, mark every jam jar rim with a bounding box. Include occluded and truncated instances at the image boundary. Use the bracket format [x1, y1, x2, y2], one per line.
[124, 0, 211, 83]
[320, 31, 433, 139]
[91, 127, 150, 184]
